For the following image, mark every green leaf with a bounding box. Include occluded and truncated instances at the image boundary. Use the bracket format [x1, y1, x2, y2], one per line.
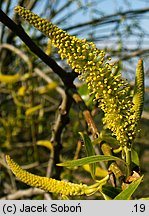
[102, 185, 121, 199]
[25, 104, 42, 116]
[92, 131, 120, 146]
[139, 197, 149, 200]
[100, 191, 112, 200]
[79, 132, 96, 179]
[131, 148, 140, 166]
[57, 155, 124, 167]
[78, 83, 94, 106]
[78, 83, 89, 96]
[114, 176, 143, 200]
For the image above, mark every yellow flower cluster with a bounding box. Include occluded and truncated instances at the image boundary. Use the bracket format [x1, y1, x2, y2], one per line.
[132, 59, 144, 129]
[6, 155, 88, 196]
[14, 6, 141, 146]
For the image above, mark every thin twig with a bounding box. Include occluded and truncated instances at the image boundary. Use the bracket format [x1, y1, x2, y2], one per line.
[0, 153, 17, 191]
[0, 43, 32, 71]
[72, 93, 99, 138]
[64, 7, 149, 31]
[142, 111, 149, 120]
[34, 67, 67, 178]
[34, 67, 67, 113]
[114, 49, 149, 61]
[0, 188, 50, 200]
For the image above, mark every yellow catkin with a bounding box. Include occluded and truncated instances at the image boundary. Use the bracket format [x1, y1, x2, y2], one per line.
[132, 59, 144, 130]
[6, 155, 88, 196]
[0, 73, 20, 84]
[14, 6, 143, 146]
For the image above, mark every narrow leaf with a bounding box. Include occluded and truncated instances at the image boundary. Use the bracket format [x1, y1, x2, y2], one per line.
[57, 155, 124, 167]
[37, 140, 53, 151]
[38, 82, 57, 94]
[131, 148, 140, 166]
[92, 131, 119, 146]
[83, 164, 108, 177]
[0, 73, 20, 84]
[102, 185, 121, 199]
[100, 191, 112, 200]
[79, 132, 96, 179]
[25, 104, 42, 116]
[139, 197, 149, 200]
[114, 176, 143, 200]
[18, 86, 27, 96]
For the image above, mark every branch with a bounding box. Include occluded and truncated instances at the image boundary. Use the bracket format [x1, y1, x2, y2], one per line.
[0, 43, 32, 71]
[0, 188, 50, 200]
[0, 9, 76, 87]
[142, 111, 149, 120]
[64, 7, 149, 31]
[118, 49, 149, 61]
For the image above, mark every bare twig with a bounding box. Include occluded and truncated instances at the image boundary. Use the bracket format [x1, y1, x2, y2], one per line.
[72, 93, 99, 138]
[21, 162, 39, 170]
[34, 67, 67, 113]
[114, 49, 149, 61]
[34, 67, 67, 178]
[142, 111, 149, 120]
[0, 43, 32, 71]
[64, 7, 149, 31]
[0, 188, 50, 200]
[0, 153, 17, 191]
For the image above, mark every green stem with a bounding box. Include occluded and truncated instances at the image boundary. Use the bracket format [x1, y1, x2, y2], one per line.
[85, 175, 109, 196]
[113, 146, 122, 154]
[30, 117, 38, 160]
[124, 146, 131, 178]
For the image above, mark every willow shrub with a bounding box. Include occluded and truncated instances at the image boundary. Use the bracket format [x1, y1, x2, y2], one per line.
[5, 6, 147, 200]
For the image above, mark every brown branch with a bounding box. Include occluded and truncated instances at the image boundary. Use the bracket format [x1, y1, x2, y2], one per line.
[72, 93, 99, 138]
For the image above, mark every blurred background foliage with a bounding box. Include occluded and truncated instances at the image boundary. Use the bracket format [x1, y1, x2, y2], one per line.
[0, 0, 149, 199]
